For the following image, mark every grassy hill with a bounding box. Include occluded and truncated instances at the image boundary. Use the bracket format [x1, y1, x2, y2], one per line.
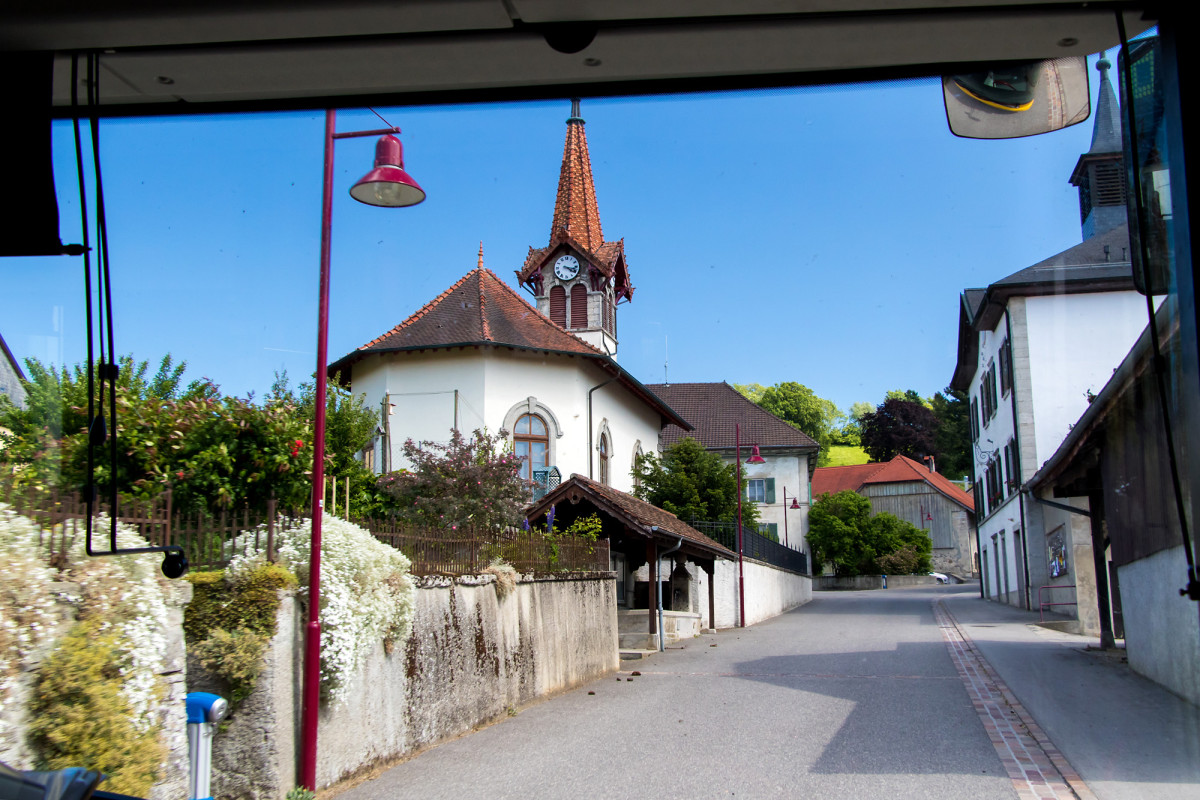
[825, 445, 870, 467]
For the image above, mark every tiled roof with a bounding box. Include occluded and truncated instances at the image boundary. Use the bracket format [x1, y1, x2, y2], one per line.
[812, 463, 886, 498]
[329, 268, 690, 430]
[812, 455, 974, 512]
[334, 267, 603, 363]
[646, 382, 820, 451]
[527, 474, 736, 560]
[515, 110, 634, 302]
[551, 117, 603, 252]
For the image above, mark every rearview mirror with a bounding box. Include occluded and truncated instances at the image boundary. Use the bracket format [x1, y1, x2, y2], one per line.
[944, 57, 1090, 139]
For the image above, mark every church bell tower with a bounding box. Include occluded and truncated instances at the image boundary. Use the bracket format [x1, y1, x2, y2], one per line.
[516, 99, 634, 358]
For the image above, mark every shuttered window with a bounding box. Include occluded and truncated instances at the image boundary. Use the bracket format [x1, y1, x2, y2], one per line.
[549, 285, 566, 327]
[570, 284, 588, 329]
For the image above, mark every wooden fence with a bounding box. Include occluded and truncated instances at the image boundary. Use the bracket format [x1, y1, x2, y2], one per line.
[1, 483, 609, 576]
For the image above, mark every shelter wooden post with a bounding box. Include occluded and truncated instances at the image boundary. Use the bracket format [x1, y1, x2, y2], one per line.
[647, 540, 658, 637]
[700, 559, 716, 630]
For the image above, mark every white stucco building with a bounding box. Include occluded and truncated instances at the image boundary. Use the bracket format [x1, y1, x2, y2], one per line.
[950, 57, 1146, 611]
[645, 382, 819, 555]
[330, 102, 689, 495]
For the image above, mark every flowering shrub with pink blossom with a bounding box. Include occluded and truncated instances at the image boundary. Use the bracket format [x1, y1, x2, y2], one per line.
[376, 428, 528, 530]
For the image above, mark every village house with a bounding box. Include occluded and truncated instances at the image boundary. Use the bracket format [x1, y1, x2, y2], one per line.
[645, 381, 820, 554]
[812, 455, 977, 578]
[949, 55, 1147, 613]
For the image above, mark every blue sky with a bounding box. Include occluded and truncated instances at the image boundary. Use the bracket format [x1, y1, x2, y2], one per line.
[1, 67, 1106, 415]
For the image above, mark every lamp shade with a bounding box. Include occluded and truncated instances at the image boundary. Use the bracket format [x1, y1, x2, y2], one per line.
[349, 134, 426, 207]
[790, 497, 801, 510]
[745, 444, 766, 464]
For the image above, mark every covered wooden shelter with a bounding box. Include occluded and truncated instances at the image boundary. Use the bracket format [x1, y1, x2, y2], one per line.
[526, 474, 735, 638]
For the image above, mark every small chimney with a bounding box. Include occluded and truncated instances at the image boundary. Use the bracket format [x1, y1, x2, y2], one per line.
[923, 455, 935, 474]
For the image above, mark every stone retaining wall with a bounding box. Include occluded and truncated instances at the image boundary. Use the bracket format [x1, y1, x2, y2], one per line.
[196, 571, 617, 797]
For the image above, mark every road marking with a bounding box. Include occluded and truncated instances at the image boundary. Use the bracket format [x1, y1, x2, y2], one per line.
[934, 599, 1096, 800]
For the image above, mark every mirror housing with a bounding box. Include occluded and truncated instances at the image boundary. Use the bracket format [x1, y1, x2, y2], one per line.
[944, 57, 1090, 139]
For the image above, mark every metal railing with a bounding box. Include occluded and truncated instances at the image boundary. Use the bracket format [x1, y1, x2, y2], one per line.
[689, 520, 809, 575]
[1038, 584, 1077, 622]
[1, 481, 608, 576]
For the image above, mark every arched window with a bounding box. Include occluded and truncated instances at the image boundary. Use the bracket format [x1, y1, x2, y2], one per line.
[598, 432, 610, 485]
[570, 284, 588, 330]
[549, 285, 567, 327]
[514, 413, 549, 481]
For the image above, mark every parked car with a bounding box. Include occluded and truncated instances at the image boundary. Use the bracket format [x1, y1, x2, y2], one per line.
[930, 572, 950, 584]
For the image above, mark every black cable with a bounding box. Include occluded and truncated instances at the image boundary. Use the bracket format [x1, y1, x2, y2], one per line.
[71, 54, 99, 549]
[1114, 14, 1197, 601]
[86, 52, 121, 552]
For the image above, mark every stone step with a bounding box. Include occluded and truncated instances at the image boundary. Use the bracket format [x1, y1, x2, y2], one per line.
[619, 649, 657, 660]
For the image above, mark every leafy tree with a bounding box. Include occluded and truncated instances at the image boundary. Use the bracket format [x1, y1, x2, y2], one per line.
[858, 398, 939, 464]
[885, 388, 933, 409]
[633, 437, 758, 529]
[806, 491, 876, 576]
[929, 387, 971, 481]
[807, 490, 932, 576]
[1, 355, 381, 516]
[731, 383, 767, 404]
[376, 428, 527, 530]
[735, 381, 842, 466]
[268, 371, 382, 517]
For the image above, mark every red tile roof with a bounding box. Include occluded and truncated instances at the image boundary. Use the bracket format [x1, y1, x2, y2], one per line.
[515, 113, 634, 302]
[646, 382, 819, 452]
[527, 474, 735, 561]
[328, 268, 690, 430]
[811, 462, 887, 498]
[812, 455, 975, 512]
[551, 118, 603, 253]
[336, 267, 603, 361]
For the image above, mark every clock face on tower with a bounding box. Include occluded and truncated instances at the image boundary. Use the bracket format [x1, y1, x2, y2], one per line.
[553, 254, 580, 281]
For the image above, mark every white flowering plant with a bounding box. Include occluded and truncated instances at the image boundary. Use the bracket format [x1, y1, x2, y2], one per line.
[226, 513, 415, 705]
[1, 505, 173, 793]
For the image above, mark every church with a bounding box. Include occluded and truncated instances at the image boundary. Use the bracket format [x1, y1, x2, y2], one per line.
[329, 101, 688, 495]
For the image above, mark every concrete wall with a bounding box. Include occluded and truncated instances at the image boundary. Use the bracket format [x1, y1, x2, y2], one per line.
[200, 572, 618, 797]
[1117, 545, 1200, 706]
[813, 574, 942, 591]
[691, 558, 812, 629]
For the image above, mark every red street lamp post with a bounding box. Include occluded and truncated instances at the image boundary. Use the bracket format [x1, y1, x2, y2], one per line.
[733, 429, 765, 628]
[781, 487, 802, 548]
[301, 109, 425, 791]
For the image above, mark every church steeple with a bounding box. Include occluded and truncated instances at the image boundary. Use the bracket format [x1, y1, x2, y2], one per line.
[515, 99, 635, 359]
[1069, 53, 1127, 240]
[550, 98, 605, 252]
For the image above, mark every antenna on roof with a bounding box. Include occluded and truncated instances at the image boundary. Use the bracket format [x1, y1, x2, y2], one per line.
[664, 335, 669, 385]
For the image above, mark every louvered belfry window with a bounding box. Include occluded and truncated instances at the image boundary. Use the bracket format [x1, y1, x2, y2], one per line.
[570, 283, 588, 329]
[549, 285, 567, 327]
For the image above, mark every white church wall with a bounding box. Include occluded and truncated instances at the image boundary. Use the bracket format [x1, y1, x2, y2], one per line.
[351, 347, 662, 496]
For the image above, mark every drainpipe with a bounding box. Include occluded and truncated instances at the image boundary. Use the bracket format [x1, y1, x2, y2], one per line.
[1005, 310, 1033, 610]
[587, 376, 617, 479]
[655, 530, 683, 652]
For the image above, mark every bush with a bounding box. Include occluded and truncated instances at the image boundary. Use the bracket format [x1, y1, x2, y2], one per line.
[184, 562, 296, 708]
[27, 620, 165, 798]
[191, 627, 270, 706]
[226, 515, 415, 705]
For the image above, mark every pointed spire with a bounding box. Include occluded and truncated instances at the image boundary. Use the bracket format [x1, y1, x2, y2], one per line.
[1087, 51, 1122, 154]
[550, 98, 604, 252]
[477, 241, 484, 269]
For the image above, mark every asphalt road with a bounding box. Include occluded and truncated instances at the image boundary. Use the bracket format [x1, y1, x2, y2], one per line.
[336, 585, 1020, 800]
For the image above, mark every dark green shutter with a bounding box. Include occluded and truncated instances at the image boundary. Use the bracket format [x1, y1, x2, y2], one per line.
[765, 478, 776, 504]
